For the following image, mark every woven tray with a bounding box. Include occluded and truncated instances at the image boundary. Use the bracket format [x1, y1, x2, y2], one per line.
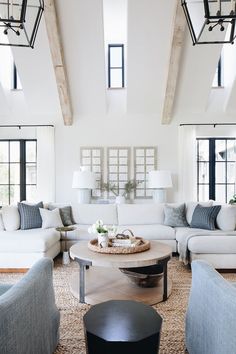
[88, 237, 150, 254]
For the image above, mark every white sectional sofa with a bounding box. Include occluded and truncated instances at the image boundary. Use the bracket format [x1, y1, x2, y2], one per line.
[0, 201, 236, 269]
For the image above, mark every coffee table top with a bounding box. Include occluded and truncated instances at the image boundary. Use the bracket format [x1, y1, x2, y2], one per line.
[70, 241, 172, 268]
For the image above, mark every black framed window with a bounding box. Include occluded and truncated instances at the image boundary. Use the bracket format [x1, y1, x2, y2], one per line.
[197, 138, 236, 203]
[0, 140, 37, 205]
[212, 56, 223, 87]
[108, 44, 125, 88]
[12, 63, 22, 90]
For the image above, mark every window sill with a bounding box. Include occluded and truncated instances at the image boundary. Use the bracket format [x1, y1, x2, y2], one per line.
[211, 86, 224, 89]
[107, 87, 126, 90]
[11, 89, 23, 92]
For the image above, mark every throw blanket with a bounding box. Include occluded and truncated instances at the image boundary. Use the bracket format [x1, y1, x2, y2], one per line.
[178, 229, 236, 264]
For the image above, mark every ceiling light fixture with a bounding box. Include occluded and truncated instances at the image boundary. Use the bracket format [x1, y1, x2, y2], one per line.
[181, 0, 236, 45]
[0, 0, 44, 48]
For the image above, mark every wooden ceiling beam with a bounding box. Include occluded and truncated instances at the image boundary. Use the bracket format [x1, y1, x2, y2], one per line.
[161, 2, 186, 124]
[44, 0, 73, 126]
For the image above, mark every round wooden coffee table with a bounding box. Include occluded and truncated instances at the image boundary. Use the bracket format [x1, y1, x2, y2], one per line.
[70, 241, 172, 305]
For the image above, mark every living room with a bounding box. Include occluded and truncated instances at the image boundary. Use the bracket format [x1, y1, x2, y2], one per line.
[0, 0, 236, 353]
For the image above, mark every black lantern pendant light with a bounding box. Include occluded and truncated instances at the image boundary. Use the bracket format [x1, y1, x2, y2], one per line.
[182, 0, 236, 45]
[0, 0, 44, 48]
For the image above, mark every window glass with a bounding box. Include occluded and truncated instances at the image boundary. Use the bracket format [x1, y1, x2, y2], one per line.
[197, 138, 236, 203]
[0, 140, 37, 205]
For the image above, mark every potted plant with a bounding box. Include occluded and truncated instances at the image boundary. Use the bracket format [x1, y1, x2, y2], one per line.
[88, 220, 109, 248]
[229, 194, 236, 205]
[101, 180, 143, 204]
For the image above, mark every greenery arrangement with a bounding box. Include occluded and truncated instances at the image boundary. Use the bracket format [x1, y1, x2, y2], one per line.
[101, 179, 143, 197]
[229, 194, 236, 205]
[88, 220, 108, 234]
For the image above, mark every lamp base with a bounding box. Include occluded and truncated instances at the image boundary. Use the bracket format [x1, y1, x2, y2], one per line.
[78, 189, 92, 204]
[153, 189, 167, 203]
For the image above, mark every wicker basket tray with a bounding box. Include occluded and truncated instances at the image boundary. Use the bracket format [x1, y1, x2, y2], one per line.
[88, 237, 150, 254]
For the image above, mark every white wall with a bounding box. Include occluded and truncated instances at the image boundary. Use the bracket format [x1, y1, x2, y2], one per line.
[0, 0, 236, 205]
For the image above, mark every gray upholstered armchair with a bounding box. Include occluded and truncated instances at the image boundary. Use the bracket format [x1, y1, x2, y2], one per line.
[0, 258, 60, 354]
[186, 260, 236, 354]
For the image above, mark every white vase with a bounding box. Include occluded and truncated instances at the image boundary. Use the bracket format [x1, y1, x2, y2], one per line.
[97, 233, 109, 248]
[115, 196, 126, 204]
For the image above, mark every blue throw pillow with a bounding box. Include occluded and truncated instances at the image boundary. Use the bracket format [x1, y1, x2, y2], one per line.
[190, 204, 221, 230]
[18, 202, 43, 230]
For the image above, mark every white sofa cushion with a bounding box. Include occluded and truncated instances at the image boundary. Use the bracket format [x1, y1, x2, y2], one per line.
[117, 204, 164, 225]
[185, 201, 213, 225]
[188, 235, 236, 254]
[2, 206, 20, 231]
[71, 204, 118, 225]
[0, 228, 60, 253]
[117, 224, 176, 240]
[39, 208, 63, 229]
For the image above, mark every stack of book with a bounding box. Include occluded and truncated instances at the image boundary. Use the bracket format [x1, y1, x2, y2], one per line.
[111, 238, 136, 248]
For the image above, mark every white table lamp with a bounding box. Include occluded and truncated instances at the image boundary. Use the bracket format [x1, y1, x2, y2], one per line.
[72, 167, 96, 204]
[148, 170, 172, 203]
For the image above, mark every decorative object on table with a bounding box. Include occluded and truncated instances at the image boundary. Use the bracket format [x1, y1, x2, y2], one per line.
[120, 264, 164, 288]
[83, 300, 163, 354]
[56, 226, 76, 265]
[229, 194, 236, 205]
[101, 180, 142, 204]
[72, 166, 96, 204]
[88, 220, 109, 248]
[88, 237, 150, 254]
[0, 0, 44, 48]
[148, 170, 172, 203]
[181, 0, 236, 45]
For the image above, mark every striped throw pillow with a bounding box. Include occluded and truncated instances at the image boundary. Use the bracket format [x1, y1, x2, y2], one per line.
[18, 202, 43, 230]
[190, 204, 221, 230]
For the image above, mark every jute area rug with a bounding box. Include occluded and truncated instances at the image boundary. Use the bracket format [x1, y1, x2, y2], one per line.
[1, 256, 236, 354]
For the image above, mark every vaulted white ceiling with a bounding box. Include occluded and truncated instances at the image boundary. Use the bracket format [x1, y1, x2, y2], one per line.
[0, 0, 235, 125]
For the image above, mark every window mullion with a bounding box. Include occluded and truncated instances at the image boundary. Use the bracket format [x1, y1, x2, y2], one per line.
[20, 141, 26, 201]
[209, 139, 215, 200]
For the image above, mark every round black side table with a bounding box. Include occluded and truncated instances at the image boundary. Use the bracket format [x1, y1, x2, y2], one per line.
[83, 300, 162, 354]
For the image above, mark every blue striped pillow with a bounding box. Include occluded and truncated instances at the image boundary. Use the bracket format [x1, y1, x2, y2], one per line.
[18, 202, 43, 230]
[191, 204, 221, 230]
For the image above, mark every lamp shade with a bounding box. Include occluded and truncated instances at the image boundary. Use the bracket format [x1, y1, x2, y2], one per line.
[72, 171, 96, 189]
[148, 171, 172, 189]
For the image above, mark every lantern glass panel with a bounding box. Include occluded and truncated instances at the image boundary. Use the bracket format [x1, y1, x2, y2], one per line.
[206, 0, 236, 19]
[0, 0, 25, 22]
[183, 0, 235, 43]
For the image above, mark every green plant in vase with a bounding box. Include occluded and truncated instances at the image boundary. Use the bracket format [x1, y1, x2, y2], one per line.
[229, 194, 236, 205]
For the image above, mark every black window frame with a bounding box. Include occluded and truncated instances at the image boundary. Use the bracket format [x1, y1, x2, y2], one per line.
[0, 139, 37, 204]
[213, 56, 223, 88]
[197, 137, 236, 203]
[108, 44, 125, 89]
[12, 63, 22, 90]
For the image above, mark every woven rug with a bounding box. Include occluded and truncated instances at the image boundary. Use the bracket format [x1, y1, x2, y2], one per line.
[1, 256, 236, 354]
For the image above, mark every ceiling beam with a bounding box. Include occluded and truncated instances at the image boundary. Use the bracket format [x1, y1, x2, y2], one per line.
[161, 2, 186, 124]
[44, 0, 73, 126]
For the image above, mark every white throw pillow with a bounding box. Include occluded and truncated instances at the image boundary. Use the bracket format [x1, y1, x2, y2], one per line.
[2, 205, 20, 231]
[39, 208, 63, 229]
[215, 205, 236, 231]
